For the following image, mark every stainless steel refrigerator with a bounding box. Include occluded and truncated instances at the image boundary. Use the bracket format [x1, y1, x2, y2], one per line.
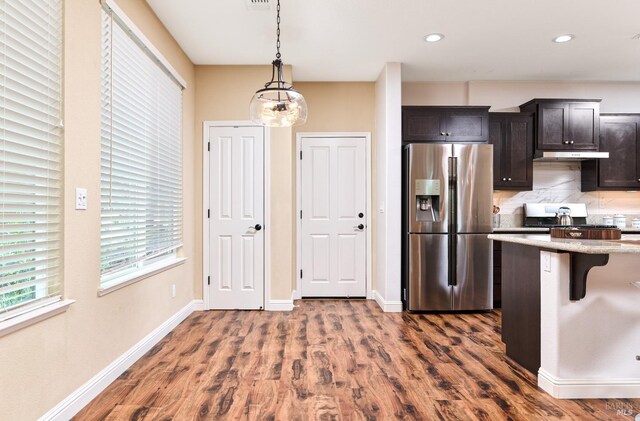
[404, 143, 493, 311]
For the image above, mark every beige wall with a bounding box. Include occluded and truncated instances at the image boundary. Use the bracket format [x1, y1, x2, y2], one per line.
[0, 1, 196, 420]
[402, 80, 640, 113]
[293, 82, 376, 291]
[194, 65, 295, 300]
[402, 82, 469, 106]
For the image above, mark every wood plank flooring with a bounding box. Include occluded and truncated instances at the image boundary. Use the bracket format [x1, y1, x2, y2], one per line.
[74, 300, 639, 420]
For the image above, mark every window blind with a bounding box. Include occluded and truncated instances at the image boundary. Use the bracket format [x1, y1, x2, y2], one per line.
[100, 6, 183, 284]
[0, 0, 63, 318]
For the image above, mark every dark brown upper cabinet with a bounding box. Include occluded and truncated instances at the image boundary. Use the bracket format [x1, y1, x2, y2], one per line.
[519, 99, 601, 157]
[402, 106, 490, 143]
[581, 114, 640, 191]
[489, 113, 533, 190]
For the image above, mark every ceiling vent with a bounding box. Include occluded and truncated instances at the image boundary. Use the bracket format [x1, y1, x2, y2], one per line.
[245, 0, 271, 11]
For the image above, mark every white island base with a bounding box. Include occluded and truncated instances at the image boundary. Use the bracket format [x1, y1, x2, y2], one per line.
[538, 251, 640, 399]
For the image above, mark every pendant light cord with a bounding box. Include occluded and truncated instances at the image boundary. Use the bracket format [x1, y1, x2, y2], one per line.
[276, 0, 281, 59]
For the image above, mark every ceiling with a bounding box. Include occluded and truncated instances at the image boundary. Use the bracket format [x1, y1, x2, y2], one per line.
[146, 0, 640, 82]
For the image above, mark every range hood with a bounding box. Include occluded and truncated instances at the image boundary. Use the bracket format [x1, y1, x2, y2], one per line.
[534, 151, 609, 161]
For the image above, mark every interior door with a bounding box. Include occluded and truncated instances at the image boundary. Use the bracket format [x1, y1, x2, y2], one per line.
[300, 137, 366, 297]
[209, 126, 264, 309]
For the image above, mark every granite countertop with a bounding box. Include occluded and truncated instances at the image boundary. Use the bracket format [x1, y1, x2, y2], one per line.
[487, 233, 640, 254]
[492, 227, 640, 234]
[493, 227, 549, 232]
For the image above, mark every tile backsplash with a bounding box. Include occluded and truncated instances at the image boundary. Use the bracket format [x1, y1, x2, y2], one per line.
[493, 161, 640, 225]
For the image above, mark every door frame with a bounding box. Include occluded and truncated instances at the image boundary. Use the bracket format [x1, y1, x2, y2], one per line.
[202, 121, 271, 310]
[295, 132, 373, 300]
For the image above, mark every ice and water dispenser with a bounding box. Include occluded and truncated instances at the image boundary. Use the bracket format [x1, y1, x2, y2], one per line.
[414, 179, 440, 222]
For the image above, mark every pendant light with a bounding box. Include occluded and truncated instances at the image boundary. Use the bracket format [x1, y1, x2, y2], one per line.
[249, 0, 307, 127]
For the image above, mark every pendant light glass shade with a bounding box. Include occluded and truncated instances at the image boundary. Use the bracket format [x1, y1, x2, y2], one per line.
[250, 60, 307, 127]
[249, 0, 307, 127]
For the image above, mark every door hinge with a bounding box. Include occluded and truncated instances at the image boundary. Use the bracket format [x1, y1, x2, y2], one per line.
[403, 288, 407, 301]
[300, 151, 302, 160]
[207, 209, 210, 218]
[300, 210, 302, 219]
[207, 276, 210, 285]
[207, 141, 210, 151]
[300, 269, 303, 279]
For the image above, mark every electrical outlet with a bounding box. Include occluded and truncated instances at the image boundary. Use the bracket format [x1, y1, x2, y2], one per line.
[171, 284, 176, 298]
[75, 188, 87, 210]
[542, 253, 551, 272]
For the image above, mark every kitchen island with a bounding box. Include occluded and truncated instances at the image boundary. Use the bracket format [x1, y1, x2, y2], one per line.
[488, 233, 640, 399]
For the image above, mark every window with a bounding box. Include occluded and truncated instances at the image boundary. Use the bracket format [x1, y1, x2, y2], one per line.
[100, 1, 184, 289]
[0, 0, 63, 320]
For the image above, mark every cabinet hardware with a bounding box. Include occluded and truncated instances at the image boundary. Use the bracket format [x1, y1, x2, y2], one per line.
[569, 140, 574, 144]
[446, 132, 451, 136]
[440, 132, 445, 136]
[508, 177, 512, 181]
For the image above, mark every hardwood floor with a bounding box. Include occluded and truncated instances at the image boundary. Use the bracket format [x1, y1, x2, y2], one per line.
[74, 300, 639, 420]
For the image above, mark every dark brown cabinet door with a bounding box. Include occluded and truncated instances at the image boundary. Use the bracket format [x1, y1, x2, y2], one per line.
[402, 106, 489, 142]
[568, 103, 599, 150]
[490, 113, 533, 190]
[521, 99, 600, 155]
[402, 107, 446, 141]
[446, 108, 490, 142]
[538, 102, 568, 149]
[582, 114, 640, 191]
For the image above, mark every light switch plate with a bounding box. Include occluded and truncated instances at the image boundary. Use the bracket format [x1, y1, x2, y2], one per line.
[75, 188, 87, 210]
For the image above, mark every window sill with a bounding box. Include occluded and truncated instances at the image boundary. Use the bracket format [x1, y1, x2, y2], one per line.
[98, 257, 187, 296]
[0, 299, 75, 338]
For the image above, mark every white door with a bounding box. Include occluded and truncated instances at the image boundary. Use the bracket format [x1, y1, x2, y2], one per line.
[300, 137, 367, 297]
[209, 126, 264, 309]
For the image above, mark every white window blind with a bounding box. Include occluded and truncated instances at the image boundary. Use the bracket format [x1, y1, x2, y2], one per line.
[100, 5, 183, 285]
[0, 0, 63, 319]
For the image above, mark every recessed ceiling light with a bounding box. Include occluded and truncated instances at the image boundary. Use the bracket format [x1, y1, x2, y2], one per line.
[552, 34, 574, 43]
[424, 33, 444, 43]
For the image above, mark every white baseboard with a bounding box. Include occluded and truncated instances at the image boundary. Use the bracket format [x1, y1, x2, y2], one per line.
[367, 289, 375, 300]
[39, 300, 203, 421]
[191, 299, 205, 311]
[538, 369, 640, 399]
[373, 290, 403, 312]
[268, 290, 295, 311]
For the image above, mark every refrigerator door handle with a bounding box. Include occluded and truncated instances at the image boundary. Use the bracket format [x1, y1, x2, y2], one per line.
[448, 156, 457, 231]
[451, 235, 457, 286]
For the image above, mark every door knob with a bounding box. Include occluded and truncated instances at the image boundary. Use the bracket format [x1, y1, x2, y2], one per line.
[354, 224, 365, 230]
[250, 224, 262, 231]
[358, 212, 364, 218]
